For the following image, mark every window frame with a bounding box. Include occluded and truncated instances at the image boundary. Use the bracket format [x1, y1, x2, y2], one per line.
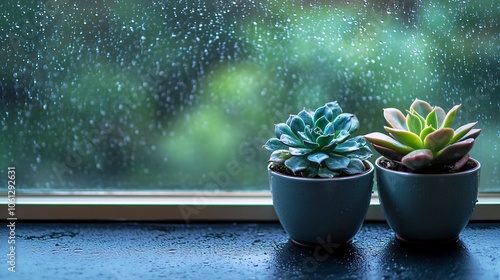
[2, 191, 499, 221]
[2, 1, 498, 223]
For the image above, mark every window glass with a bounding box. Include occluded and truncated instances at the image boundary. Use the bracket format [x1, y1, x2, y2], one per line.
[1, 0, 498, 191]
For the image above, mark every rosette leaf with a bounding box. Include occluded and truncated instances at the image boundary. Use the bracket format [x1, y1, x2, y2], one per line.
[264, 101, 372, 178]
[364, 99, 481, 171]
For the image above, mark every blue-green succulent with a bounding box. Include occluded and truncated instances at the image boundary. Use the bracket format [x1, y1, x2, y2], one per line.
[364, 99, 481, 171]
[264, 101, 373, 178]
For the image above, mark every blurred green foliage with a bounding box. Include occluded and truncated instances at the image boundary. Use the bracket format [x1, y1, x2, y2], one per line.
[1, 0, 498, 190]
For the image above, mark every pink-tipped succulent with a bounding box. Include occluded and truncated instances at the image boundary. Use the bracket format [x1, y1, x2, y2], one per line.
[364, 99, 481, 171]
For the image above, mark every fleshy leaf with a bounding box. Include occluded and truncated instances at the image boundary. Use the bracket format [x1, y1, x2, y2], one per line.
[290, 116, 306, 137]
[350, 135, 368, 146]
[318, 166, 340, 178]
[333, 139, 362, 153]
[348, 145, 373, 160]
[406, 110, 423, 135]
[419, 125, 435, 143]
[280, 134, 304, 147]
[324, 154, 350, 170]
[458, 128, 481, 141]
[298, 109, 314, 128]
[289, 147, 313, 156]
[263, 138, 288, 152]
[316, 134, 335, 147]
[452, 153, 470, 171]
[401, 149, 433, 169]
[449, 122, 477, 144]
[384, 126, 423, 150]
[343, 159, 365, 175]
[410, 98, 433, 117]
[314, 116, 330, 132]
[348, 113, 360, 133]
[321, 140, 337, 152]
[323, 122, 335, 135]
[269, 150, 291, 164]
[364, 132, 414, 154]
[264, 101, 372, 177]
[371, 143, 405, 162]
[275, 123, 294, 139]
[333, 113, 359, 134]
[334, 130, 350, 143]
[325, 101, 343, 119]
[325, 101, 342, 119]
[425, 109, 439, 129]
[307, 152, 329, 164]
[311, 127, 322, 142]
[284, 156, 309, 173]
[414, 109, 427, 126]
[434, 106, 446, 128]
[313, 105, 332, 123]
[433, 138, 475, 165]
[297, 131, 312, 142]
[304, 163, 319, 178]
[303, 139, 320, 149]
[304, 126, 315, 141]
[383, 108, 407, 130]
[441, 104, 461, 128]
[423, 128, 454, 152]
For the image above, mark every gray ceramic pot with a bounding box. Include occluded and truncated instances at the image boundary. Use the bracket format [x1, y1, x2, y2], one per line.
[375, 156, 480, 243]
[268, 161, 374, 246]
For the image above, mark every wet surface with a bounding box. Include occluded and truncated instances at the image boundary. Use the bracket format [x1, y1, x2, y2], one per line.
[1, 222, 499, 279]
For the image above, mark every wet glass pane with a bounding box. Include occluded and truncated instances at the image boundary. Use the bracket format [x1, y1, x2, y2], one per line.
[1, 0, 498, 191]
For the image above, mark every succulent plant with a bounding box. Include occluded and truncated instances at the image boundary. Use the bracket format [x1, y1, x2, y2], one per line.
[364, 99, 481, 171]
[263, 101, 372, 178]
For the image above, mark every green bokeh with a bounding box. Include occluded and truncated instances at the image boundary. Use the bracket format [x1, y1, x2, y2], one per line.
[1, 0, 498, 191]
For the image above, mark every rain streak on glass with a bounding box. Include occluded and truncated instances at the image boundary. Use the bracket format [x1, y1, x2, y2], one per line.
[1, 0, 498, 191]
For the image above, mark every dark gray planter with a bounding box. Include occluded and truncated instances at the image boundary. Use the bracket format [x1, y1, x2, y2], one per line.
[375, 156, 480, 243]
[268, 161, 374, 246]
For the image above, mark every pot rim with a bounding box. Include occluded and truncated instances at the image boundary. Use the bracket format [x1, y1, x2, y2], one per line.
[268, 160, 374, 182]
[374, 156, 481, 177]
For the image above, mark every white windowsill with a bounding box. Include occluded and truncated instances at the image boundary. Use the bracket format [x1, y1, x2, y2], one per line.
[2, 192, 499, 221]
